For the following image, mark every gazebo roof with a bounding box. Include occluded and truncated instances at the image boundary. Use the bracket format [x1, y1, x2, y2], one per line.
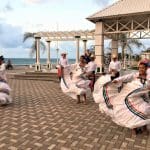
[87, 0, 150, 22]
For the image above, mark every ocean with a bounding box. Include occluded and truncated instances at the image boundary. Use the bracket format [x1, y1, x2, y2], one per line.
[5, 58, 76, 66]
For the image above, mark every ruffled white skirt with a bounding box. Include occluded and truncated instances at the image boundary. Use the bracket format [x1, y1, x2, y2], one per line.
[61, 65, 91, 100]
[0, 81, 12, 105]
[93, 75, 150, 129]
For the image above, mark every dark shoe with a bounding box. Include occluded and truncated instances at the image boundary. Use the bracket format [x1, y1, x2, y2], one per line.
[135, 128, 143, 134]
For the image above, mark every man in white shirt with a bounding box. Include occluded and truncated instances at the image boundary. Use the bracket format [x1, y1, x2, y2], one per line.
[108, 54, 121, 80]
[85, 55, 97, 91]
[59, 52, 68, 67]
[86, 55, 97, 76]
[57, 52, 68, 82]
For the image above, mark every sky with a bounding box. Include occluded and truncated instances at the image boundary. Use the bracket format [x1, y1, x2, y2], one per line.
[0, 0, 149, 59]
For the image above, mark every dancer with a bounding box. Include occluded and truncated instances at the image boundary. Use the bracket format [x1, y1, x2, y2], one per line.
[85, 54, 97, 91]
[93, 61, 150, 132]
[0, 55, 12, 105]
[139, 58, 150, 80]
[61, 55, 91, 104]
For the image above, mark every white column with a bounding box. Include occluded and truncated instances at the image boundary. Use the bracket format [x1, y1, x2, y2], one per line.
[95, 22, 104, 73]
[111, 39, 118, 57]
[75, 36, 80, 63]
[83, 39, 87, 54]
[35, 36, 41, 71]
[46, 40, 51, 69]
[123, 48, 127, 70]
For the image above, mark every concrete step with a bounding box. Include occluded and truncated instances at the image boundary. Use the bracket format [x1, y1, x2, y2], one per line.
[9, 71, 59, 82]
[14, 74, 57, 78]
[12, 76, 59, 82]
[25, 71, 57, 76]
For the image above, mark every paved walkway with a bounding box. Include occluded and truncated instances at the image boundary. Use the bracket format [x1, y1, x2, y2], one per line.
[0, 77, 149, 150]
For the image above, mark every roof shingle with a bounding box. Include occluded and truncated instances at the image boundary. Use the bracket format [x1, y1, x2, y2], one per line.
[87, 0, 150, 21]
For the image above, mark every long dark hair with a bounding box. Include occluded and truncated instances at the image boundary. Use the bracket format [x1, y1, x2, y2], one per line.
[0, 55, 4, 61]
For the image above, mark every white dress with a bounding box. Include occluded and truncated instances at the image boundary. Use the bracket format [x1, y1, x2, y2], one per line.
[61, 64, 91, 100]
[93, 73, 150, 129]
[0, 63, 12, 105]
[93, 74, 119, 118]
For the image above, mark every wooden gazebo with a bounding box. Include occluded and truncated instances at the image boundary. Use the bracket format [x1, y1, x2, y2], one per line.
[87, 0, 150, 72]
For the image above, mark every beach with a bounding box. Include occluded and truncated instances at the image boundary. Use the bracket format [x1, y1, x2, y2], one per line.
[0, 66, 148, 149]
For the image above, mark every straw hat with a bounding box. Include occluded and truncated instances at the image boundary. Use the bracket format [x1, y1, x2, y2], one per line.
[90, 54, 95, 58]
[112, 54, 117, 58]
[61, 51, 67, 55]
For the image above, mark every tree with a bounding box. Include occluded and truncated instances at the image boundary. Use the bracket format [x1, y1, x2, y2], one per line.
[23, 32, 46, 57]
[118, 33, 145, 69]
[118, 33, 145, 60]
[145, 47, 150, 52]
[105, 33, 145, 69]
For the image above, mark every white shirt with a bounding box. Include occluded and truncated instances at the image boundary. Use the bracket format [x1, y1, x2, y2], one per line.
[115, 72, 150, 89]
[86, 61, 97, 73]
[59, 57, 68, 67]
[108, 60, 121, 72]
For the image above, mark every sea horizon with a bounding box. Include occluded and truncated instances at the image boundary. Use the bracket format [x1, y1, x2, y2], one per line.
[5, 58, 76, 65]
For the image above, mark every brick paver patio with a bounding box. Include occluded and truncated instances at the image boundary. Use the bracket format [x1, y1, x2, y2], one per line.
[0, 77, 149, 150]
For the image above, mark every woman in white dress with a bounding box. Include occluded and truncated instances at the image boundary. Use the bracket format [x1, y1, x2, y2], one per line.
[0, 56, 12, 105]
[93, 61, 150, 133]
[61, 55, 91, 104]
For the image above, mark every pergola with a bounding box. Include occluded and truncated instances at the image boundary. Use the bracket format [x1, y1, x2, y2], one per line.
[36, 30, 94, 41]
[87, 0, 150, 72]
[34, 30, 94, 71]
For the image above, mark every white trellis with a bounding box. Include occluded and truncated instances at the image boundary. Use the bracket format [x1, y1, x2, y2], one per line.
[87, 0, 150, 72]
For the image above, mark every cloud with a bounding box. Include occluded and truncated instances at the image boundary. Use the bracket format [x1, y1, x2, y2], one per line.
[93, 0, 118, 8]
[0, 2, 13, 20]
[23, 0, 64, 5]
[3, 3, 13, 12]
[24, 0, 43, 4]
[0, 20, 36, 58]
[24, 0, 55, 4]
[24, 0, 117, 5]
[0, 21, 23, 48]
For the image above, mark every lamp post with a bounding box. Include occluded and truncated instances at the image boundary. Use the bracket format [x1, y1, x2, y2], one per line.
[56, 48, 59, 65]
[34, 35, 41, 71]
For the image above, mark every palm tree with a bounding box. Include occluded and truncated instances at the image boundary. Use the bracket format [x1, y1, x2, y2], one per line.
[106, 33, 145, 69]
[118, 33, 145, 69]
[23, 32, 46, 57]
[145, 47, 150, 52]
